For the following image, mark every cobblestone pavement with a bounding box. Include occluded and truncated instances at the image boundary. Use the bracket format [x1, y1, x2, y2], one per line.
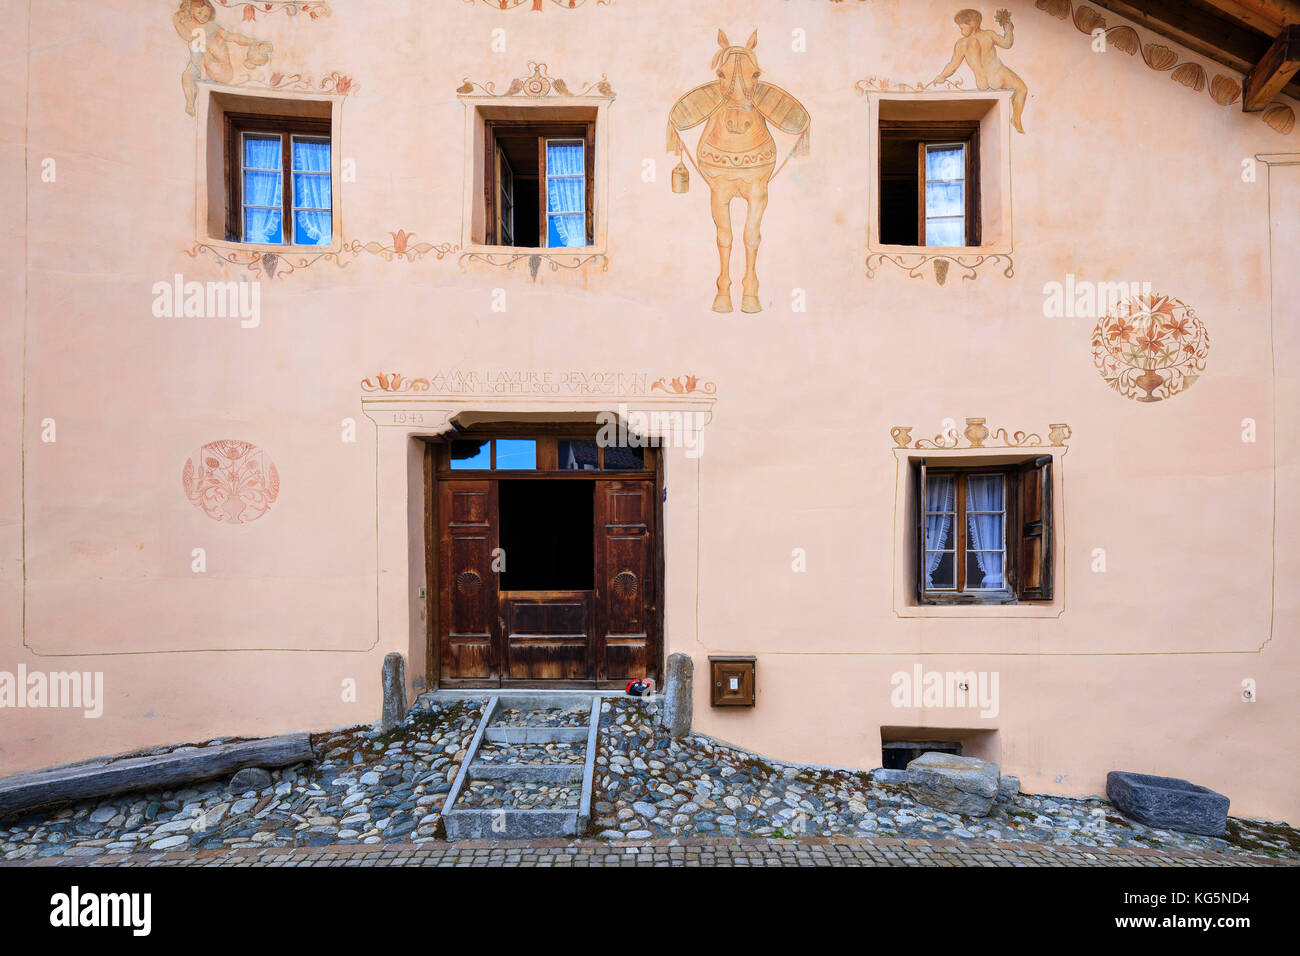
[3, 694, 1297, 864]
[2, 835, 1294, 867]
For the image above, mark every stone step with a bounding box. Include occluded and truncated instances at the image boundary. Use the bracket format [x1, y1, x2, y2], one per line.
[443, 808, 582, 841]
[441, 696, 601, 840]
[469, 763, 584, 784]
[484, 726, 589, 744]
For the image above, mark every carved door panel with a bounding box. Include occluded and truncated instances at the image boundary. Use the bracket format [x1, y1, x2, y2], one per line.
[594, 479, 657, 683]
[438, 480, 499, 681]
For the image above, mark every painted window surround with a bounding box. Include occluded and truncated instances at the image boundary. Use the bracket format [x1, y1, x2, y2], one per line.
[866, 90, 1014, 259]
[891, 448, 1065, 619]
[459, 97, 611, 259]
[194, 84, 346, 254]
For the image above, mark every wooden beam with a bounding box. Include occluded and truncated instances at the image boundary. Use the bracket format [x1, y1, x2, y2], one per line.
[1243, 24, 1300, 108]
[1199, 0, 1300, 35]
[0, 733, 315, 818]
[1089, 1, 1300, 99]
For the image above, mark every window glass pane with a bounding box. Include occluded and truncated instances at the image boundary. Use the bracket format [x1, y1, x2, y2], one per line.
[558, 439, 600, 471]
[925, 182, 964, 218]
[244, 208, 282, 244]
[925, 144, 964, 180]
[292, 137, 330, 172]
[546, 140, 584, 177]
[495, 439, 537, 470]
[924, 217, 964, 247]
[966, 474, 1004, 511]
[546, 175, 584, 214]
[243, 169, 282, 207]
[243, 134, 281, 170]
[926, 551, 955, 589]
[967, 551, 1004, 590]
[293, 173, 331, 209]
[293, 209, 332, 246]
[547, 214, 586, 248]
[449, 440, 490, 470]
[602, 445, 645, 470]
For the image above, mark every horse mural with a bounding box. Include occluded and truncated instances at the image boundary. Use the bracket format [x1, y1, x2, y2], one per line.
[668, 30, 810, 313]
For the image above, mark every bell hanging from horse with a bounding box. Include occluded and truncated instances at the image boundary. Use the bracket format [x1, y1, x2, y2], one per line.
[666, 28, 810, 313]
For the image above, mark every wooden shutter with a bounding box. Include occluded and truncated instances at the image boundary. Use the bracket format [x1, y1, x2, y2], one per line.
[1016, 456, 1053, 601]
[438, 480, 499, 680]
[496, 147, 514, 246]
[915, 458, 927, 601]
[585, 120, 595, 246]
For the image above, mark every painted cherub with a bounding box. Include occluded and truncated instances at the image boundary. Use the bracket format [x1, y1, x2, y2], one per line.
[933, 8, 1027, 133]
[173, 0, 273, 115]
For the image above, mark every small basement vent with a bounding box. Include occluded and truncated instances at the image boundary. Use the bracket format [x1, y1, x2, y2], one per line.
[882, 740, 961, 770]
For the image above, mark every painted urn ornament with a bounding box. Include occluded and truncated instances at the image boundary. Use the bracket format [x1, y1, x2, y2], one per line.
[1091, 293, 1209, 403]
[667, 30, 811, 313]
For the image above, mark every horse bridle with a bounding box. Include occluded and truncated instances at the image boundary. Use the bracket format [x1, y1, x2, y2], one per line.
[715, 47, 759, 104]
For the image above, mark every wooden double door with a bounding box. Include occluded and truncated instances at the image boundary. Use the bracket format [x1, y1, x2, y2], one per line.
[435, 477, 660, 688]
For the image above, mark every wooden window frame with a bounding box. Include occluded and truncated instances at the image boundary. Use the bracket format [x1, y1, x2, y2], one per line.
[915, 457, 1053, 606]
[483, 119, 595, 248]
[225, 112, 332, 246]
[438, 430, 655, 477]
[880, 120, 980, 248]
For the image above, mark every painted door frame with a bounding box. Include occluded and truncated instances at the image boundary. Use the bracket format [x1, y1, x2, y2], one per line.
[358, 387, 714, 704]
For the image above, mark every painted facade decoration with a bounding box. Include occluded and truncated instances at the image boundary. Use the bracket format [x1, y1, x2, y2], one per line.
[465, 0, 610, 10]
[186, 231, 457, 280]
[173, 0, 353, 115]
[668, 30, 811, 313]
[182, 440, 281, 524]
[1035, 0, 1296, 136]
[934, 7, 1029, 132]
[455, 61, 613, 99]
[865, 250, 1014, 284]
[1091, 293, 1209, 403]
[892, 420, 1071, 449]
[173, 0, 275, 115]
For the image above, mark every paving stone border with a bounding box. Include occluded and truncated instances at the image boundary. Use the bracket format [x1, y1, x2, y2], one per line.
[2, 834, 1293, 868]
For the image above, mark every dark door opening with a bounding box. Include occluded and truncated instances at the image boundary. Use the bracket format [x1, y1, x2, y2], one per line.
[498, 480, 593, 591]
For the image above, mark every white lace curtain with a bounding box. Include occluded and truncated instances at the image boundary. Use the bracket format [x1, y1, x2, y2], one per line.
[546, 140, 585, 248]
[923, 475, 955, 589]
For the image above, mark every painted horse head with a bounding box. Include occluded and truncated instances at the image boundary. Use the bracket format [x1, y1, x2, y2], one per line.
[712, 30, 760, 108]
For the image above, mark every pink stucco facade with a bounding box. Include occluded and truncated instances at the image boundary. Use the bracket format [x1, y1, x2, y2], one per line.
[2, 0, 1297, 822]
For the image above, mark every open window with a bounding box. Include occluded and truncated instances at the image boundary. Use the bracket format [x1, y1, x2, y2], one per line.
[225, 112, 332, 246]
[484, 119, 594, 248]
[915, 457, 1052, 604]
[880, 121, 979, 247]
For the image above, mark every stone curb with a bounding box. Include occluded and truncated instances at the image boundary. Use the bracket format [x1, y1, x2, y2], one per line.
[3, 833, 1294, 867]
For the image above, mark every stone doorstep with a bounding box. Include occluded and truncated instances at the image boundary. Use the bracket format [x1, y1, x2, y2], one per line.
[468, 764, 584, 783]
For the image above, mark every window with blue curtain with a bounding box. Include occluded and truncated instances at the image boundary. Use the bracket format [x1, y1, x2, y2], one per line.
[545, 138, 586, 248]
[291, 137, 331, 246]
[242, 133, 283, 245]
[923, 142, 966, 247]
[232, 116, 332, 246]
